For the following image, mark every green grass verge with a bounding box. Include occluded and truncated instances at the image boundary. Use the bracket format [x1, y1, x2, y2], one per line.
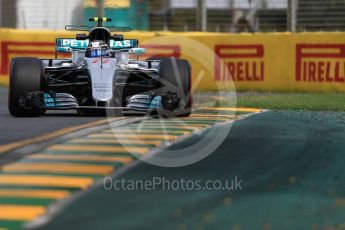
[217, 92, 345, 111]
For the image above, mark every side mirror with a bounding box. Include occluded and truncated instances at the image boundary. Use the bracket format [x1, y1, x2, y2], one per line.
[76, 34, 89, 40]
[128, 48, 146, 55]
[56, 47, 72, 53]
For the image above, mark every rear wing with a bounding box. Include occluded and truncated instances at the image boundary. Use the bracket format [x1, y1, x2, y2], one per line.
[55, 38, 138, 53]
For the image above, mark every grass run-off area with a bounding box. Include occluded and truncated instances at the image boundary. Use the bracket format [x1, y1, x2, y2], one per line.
[217, 92, 345, 112]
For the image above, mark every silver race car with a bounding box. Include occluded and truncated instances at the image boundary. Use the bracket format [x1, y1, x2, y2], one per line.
[8, 17, 192, 117]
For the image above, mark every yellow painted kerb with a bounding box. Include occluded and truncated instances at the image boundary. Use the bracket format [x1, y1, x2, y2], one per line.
[47, 144, 150, 155]
[207, 107, 262, 113]
[0, 189, 70, 199]
[0, 175, 94, 189]
[68, 138, 163, 147]
[2, 162, 115, 175]
[28, 154, 133, 164]
[0, 205, 45, 221]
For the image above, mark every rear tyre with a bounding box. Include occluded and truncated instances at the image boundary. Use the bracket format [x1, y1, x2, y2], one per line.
[158, 58, 192, 117]
[8, 57, 44, 117]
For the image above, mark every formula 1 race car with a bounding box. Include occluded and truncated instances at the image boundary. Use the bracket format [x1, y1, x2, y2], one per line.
[8, 17, 192, 117]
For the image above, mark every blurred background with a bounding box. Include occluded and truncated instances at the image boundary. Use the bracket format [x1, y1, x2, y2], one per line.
[1, 0, 345, 32]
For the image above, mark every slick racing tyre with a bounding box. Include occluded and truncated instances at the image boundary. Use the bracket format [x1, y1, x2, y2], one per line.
[158, 58, 192, 117]
[8, 57, 45, 117]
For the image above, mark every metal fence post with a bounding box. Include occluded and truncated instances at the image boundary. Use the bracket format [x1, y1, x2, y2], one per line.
[0, 0, 2, 28]
[288, 0, 297, 32]
[197, 0, 207, 31]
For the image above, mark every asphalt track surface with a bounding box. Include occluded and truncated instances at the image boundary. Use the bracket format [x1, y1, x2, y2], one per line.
[0, 86, 252, 230]
[0, 87, 102, 145]
[36, 110, 345, 230]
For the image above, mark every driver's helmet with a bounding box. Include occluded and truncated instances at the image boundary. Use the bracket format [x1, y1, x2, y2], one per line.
[87, 40, 109, 58]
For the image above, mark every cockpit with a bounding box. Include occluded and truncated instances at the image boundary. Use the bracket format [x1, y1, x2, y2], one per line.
[85, 40, 110, 58]
[85, 27, 112, 58]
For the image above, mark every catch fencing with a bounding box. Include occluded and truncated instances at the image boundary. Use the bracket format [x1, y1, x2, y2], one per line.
[1, 0, 345, 32]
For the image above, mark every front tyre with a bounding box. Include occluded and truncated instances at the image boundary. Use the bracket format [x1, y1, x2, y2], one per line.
[158, 58, 192, 117]
[8, 57, 45, 117]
